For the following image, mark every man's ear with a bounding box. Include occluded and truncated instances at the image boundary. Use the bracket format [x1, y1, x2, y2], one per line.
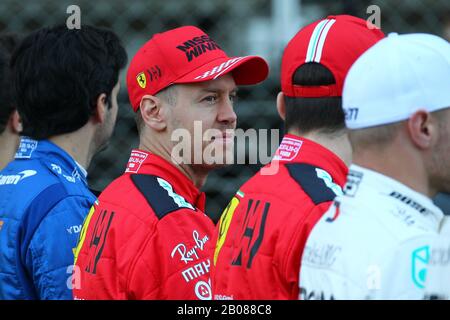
[139, 95, 167, 131]
[10, 110, 22, 134]
[276, 92, 286, 121]
[93, 93, 109, 124]
[407, 109, 437, 150]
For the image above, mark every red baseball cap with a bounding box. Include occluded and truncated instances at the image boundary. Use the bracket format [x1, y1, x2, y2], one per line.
[281, 15, 385, 98]
[127, 26, 269, 111]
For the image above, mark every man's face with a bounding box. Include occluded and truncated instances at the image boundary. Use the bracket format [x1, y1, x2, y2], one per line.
[95, 80, 120, 152]
[430, 108, 450, 194]
[166, 73, 237, 169]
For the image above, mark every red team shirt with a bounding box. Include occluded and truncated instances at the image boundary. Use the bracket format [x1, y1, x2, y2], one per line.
[73, 150, 214, 299]
[211, 134, 348, 299]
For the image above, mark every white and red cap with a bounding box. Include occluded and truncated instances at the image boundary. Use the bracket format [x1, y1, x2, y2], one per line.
[281, 15, 385, 98]
[127, 26, 269, 111]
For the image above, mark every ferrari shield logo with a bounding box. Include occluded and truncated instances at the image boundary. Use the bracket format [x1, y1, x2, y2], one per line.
[411, 246, 430, 289]
[136, 72, 147, 89]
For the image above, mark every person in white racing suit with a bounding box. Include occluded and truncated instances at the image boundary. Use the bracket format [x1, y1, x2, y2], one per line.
[300, 165, 446, 299]
[299, 33, 450, 300]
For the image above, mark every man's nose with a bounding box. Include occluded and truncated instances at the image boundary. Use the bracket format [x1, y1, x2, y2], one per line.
[217, 99, 237, 124]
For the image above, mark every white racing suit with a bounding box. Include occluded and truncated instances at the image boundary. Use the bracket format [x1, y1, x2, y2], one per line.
[299, 165, 445, 300]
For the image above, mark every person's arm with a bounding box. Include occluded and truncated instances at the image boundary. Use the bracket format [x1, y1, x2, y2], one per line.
[281, 202, 332, 299]
[24, 196, 91, 300]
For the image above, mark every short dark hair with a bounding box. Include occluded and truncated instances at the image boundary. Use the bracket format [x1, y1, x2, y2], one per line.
[0, 33, 20, 133]
[284, 63, 344, 135]
[11, 25, 128, 139]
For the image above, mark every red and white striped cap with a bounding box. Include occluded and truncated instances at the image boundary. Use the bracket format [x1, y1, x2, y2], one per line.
[281, 15, 384, 98]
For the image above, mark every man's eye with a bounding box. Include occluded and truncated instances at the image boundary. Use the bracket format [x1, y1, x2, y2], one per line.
[229, 94, 237, 104]
[203, 96, 218, 104]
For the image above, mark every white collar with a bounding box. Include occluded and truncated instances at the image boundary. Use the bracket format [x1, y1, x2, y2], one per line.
[74, 160, 88, 179]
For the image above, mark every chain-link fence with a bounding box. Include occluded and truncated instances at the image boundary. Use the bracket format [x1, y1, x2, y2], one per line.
[1, 0, 449, 222]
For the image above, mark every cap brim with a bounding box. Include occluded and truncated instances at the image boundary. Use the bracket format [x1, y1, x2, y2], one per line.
[174, 56, 269, 85]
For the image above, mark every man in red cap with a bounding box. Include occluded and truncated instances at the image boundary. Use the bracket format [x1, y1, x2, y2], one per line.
[211, 15, 384, 300]
[72, 26, 268, 300]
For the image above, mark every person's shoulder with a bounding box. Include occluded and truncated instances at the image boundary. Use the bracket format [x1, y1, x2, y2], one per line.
[242, 162, 341, 208]
[308, 195, 384, 250]
[0, 158, 58, 188]
[93, 174, 142, 215]
[0, 159, 64, 216]
[2, 156, 93, 199]
[37, 159, 95, 199]
[340, 184, 434, 243]
[97, 173, 202, 225]
[284, 162, 343, 205]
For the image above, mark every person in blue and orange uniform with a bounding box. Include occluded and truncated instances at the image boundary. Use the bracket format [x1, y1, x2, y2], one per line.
[73, 26, 268, 300]
[0, 25, 127, 300]
[211, 15, 384, 300]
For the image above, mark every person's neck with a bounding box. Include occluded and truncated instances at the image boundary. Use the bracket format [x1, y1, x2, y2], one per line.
[353, 145, 432, 198]
[49, 126, 96, 170]
[289, 129, 352, 167]
[139, 135, 207, 190]
[0, 131, 20, 171]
